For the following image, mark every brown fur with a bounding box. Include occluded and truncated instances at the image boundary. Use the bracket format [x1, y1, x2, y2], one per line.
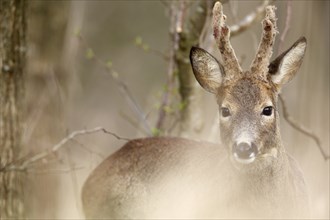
[82, 2, 309, 219]
[82, 137, 309, 219]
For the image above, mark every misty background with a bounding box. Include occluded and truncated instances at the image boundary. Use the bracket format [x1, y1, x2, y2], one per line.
[24, 1, 329, 218]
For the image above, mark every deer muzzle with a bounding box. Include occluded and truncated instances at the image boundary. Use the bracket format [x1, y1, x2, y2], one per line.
[232, 142, 258, 164]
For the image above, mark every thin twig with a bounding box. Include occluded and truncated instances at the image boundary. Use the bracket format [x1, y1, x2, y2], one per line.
[279, 95, 329, 160]
[65, 147, 81, 214]
[277, 0, 292, 55]
[275, 2, 328, 160]
[228, 0, 239, 24]
[1, 127, 131, 172]
[176, 0, 186, 34]
[25, 166, 85, 175]
[155, 1, 182, 132]
[199, 0, 212, 46]
[148, 48, 169, 60]
[228, 1, 256, 66]
[230, 0, 274, 37]
[22, 88, 48, 144]
[71, 139, 105, 160]
[135, 41, 169, 60]
[159, 0, 170, 9]
[167, 112, 181, 135]
[119, 111, 149, 135]
[77, 34, 152, 136]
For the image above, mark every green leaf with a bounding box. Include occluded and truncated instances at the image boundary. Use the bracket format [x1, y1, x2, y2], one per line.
[135, 36, 143, 46]
[154, 103, 161, 110]
[106, 60, 113, 69]
[172, 88, 178, 95]
[142, 44, 149, 52]
[86, 48, 95, 59]
[162, 84, 168, 92]
[151, 127, 161, 137]
[178, 101, 187, 111]
[73, 28, 81, 37]
[163, 105, 173, 114]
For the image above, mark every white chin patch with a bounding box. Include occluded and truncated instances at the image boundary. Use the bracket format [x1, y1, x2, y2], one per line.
[233, 152, 256, 164]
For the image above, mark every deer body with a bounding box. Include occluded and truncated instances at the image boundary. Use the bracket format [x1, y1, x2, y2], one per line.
[82, 137, 308, 219]
[82, 2, 309, 219]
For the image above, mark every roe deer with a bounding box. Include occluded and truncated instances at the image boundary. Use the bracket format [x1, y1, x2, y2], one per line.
[82, 2, 309, 219]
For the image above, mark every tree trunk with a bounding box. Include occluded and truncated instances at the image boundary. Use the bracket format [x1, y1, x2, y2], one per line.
[176, 0, 209, 136]
[0, 0, 27, 218]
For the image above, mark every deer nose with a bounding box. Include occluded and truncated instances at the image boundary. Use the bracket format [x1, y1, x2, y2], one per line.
[233, 142, 258, 164]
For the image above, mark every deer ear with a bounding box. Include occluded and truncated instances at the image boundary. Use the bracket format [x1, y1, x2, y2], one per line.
[190, 47, 224, 94]
[269, 37, 307, 86]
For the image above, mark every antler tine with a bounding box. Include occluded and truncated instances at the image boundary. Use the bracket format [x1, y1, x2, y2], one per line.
[213, 1, 242, 78]
[250, 5, 277, 77]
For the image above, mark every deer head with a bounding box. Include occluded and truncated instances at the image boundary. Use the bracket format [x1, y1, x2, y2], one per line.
[190, 2, 307, 171]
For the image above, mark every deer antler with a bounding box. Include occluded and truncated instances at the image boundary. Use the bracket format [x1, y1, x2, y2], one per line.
[250, 5, 277, 77]
[213, 2, 242, 78]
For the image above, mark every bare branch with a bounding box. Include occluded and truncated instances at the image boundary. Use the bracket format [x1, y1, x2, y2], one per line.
[119, 111, 149, 136]
[155, 1, 182, 132]
[168, 112, 181, 135]
[228, 0, 239, 23]
[1, 127, 131, 172]
[202, 0, 271, 51]
[276, 0, 292, 55]
[148, 48, 169, 60]
[65, 147, 82, 215]
[279, 95, 329, 160]
[230, 0, 274, 37]
[77, 34, 152, 136]
[25, 166, 85, 175]
[70, 139, 105, 160]
[176, 1, 186, 33]
[159, 0, 170, 9]
[22, 67, 65, 144]
[274, 2, 328, 160]
[199, 0, 213, 46]
[175, 0, 209, 135]
[135, 37, 169, 60]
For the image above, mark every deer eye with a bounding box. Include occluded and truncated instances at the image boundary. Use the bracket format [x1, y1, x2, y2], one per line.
[262, 106, 273, 116]
[221, 107, 231, 117]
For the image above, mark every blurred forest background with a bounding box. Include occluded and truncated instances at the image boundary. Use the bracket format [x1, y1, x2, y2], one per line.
[4, 0, 328, 218]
